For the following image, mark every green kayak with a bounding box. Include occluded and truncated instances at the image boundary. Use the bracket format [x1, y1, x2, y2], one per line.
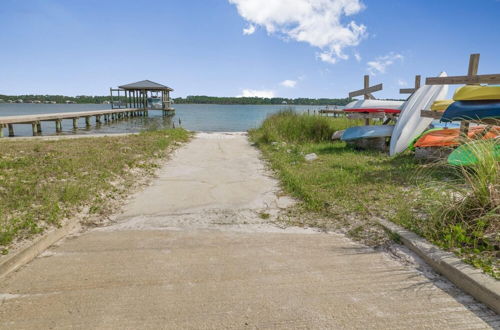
[448, 140, 500, 166]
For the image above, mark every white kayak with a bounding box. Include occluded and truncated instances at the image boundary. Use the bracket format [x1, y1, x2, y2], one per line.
[344, 99, 405, 110]
[389, 72, 449, 156]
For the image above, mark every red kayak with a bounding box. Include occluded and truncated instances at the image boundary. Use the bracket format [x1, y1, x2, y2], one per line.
[344, 108, 401, 114]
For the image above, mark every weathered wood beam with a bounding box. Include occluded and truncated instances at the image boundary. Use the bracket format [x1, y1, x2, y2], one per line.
[400, 75, 421, 94]
[8, 124, 14, 137]
[426, 74, 500, 85]
[421, 110, 443, 119]
[349, 84, 383, 98]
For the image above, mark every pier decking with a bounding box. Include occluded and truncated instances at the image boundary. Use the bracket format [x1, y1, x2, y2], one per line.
[0, 108, 172, 137]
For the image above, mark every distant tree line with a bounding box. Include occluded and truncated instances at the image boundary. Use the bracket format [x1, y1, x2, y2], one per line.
[1, 94, 407, 106]
[173, 96, 354, 105]
[0, 94, 115, 104]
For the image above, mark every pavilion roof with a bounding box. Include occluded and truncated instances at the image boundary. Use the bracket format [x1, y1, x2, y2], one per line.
[118, 80, 173, 91]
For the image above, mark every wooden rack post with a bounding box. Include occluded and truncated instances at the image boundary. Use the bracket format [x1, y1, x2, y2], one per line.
[423, 53, 500, 135]
[400, 75, 421, 96]
[348, 75, 383, 125]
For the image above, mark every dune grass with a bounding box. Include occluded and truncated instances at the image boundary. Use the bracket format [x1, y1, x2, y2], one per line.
[250, 111, 498, 278]
[0, 129, 190, 253]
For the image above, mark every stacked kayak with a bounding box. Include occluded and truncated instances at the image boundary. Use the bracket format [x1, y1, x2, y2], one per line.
[430, 99, 454, 112]
[344, 99, 404, 110]
[341, 125, 394, 141]
[340, 100, 403, 144]
[441, 85, 500, 122]
[448, 139, 500, 166]
[344, 108, 401, 114]
[390, 72, 449, 155]
[413, 126, 500, 148]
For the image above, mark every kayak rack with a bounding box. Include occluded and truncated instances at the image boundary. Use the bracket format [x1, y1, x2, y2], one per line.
[400, 75, 421, 97]
[421, 53, 500, 134]
[347, 75, 397, 125]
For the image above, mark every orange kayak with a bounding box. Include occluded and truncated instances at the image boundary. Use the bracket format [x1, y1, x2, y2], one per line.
[414, 126, 500, 148]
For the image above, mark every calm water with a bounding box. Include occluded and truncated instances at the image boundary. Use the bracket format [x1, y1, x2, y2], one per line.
[0, 103, 325, 137]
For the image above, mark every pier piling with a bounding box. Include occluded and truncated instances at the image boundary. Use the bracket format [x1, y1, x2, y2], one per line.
[8, 124, 14, 137]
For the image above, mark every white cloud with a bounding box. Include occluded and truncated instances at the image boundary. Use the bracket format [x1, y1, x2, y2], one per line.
[243, 24, 256, 35]
[238, 89, 275, 98]
[281, 79, 297, 88]
[354, 51, 361, 62]
[367, 52, 403, 75]
[229, 0, 367, 64]
[397, 79, 407, 87]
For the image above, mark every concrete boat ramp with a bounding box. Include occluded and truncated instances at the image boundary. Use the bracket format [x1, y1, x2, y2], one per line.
[0, 133, 497, 329]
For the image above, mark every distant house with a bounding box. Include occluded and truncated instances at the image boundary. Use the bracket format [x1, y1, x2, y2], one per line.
[50, 101, 57, 104]
[16, 99, 23, 103]
[102, 100, 110, 104]
[33, 100, 42, 104]
[0, 99, 4, 103]
[282, 101, 288, 105]
[8, 100, 14, 103]
[65, 100, 76, 104]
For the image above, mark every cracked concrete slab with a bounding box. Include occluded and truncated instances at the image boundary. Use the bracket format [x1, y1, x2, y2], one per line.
[0, 132, 497, 329]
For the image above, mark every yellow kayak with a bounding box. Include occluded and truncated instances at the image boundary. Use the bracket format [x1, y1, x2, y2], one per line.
[453, 85, 500, 101]
[431, 99, 453, 112]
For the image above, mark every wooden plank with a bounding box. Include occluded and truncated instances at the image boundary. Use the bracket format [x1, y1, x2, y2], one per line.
[346, 112, 385, 120]
[400, 75, 421, 94]
[468, 54, 480, 77]
[426, 73, 500, 85]
[421, 110, 442, 119]
[415, 75, 421, 89]
[399, 88, 416, 94]
[348, 83, 383, 98]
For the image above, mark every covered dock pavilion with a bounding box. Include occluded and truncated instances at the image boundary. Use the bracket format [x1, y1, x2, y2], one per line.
[110, 80, 175, 115]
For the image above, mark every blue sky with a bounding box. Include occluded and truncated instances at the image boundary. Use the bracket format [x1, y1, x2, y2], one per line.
[0, 0, 499, 99]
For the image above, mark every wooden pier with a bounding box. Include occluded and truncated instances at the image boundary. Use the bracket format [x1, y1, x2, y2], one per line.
[0, 108, 164, 137]
[1, 79, 177, 138]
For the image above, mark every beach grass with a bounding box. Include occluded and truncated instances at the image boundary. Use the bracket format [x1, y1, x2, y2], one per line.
[249, 111, 498, 278]
[0, 129, 190, 253]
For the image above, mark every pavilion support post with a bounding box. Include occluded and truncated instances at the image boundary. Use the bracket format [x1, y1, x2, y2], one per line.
[73, 118, 78, 129]
[37, 122, 42, 133]
[31, 123, 37, 136]
[0, 125, 4, 138]
[8, 124, 14, 137]
[110, 88, 114, 110]
[85, 116, 91, 127]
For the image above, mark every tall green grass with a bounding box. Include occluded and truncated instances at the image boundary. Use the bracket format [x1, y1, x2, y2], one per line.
[250, 110, 361, 144]
[417, 138, 499, 275]
[250, 111, 498, 277]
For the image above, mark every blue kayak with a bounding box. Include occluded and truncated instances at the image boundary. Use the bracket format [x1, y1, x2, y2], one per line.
[441, 101, 500, 122]
[341, 125, 394, 141]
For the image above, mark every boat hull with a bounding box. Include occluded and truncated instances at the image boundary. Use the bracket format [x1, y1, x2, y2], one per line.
[390, 72, 449, 156]
[341, 125, 394, 141]
[344, 100, 404, 110]
[441, 101, 500, 122]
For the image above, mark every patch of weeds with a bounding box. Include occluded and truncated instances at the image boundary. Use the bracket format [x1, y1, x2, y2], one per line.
[0, 129, 190, 250]
[249, 112, 498, 278]
[259, 212, 270, 220]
